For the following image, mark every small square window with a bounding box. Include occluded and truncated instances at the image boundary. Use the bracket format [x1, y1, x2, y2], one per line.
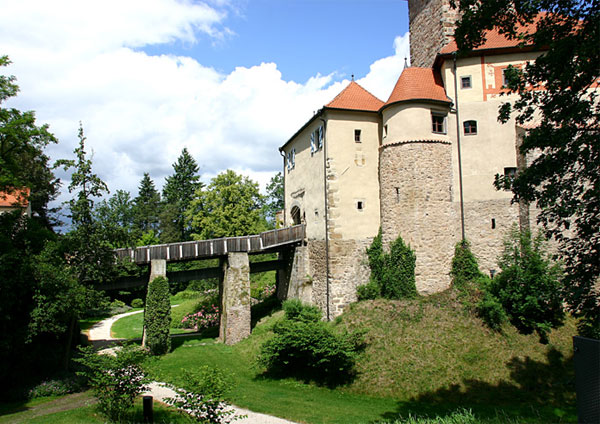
[432, 113, 446, 134]
[356, 200, 364, 210]
[354, 129, 361, 143]
[460, 76, 472, 89]
[504, 167, 517, 178]
[502, 69, 510, 87]
[463, 120, 477, 135]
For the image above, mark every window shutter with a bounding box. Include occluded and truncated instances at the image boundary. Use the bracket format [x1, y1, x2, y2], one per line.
[310, 132, 315, 154]
[287, 152, 291, 170]
[291, 148, 296, 168]
[318, 126, 323, 148]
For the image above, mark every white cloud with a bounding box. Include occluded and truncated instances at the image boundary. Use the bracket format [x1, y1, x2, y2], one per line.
[0, 1, 408, 208]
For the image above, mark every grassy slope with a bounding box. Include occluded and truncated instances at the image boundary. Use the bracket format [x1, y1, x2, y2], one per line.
[147, 292, 577, 424]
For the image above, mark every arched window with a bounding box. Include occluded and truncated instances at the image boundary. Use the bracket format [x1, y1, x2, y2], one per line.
[463, 120, 477, 135]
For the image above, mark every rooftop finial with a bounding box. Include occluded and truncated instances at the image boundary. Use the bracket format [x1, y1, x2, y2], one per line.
[351, 74, 354, 81]
[404, 57, 409, 68]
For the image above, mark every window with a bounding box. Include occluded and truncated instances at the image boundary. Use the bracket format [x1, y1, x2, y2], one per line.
[356, 200, 364, 211]
[463, 120, 477, 135]
[384, 124, 388, 138]
[432, 113, 446, 134]
[503, 167, 517, 190]
[502, 69, 509, 87]
[460, 76, 472, 89]
[287, 148, 296, 171]
[311, 126, 324, 155]
[354, 129, 361, 143]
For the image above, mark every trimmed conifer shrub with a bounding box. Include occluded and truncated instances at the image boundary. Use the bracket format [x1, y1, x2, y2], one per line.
[450, 240, 484, 288]
[144, 276, 171, 355]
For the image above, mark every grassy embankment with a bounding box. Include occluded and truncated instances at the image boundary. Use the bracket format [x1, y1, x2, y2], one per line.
[143, 290, 576, 423]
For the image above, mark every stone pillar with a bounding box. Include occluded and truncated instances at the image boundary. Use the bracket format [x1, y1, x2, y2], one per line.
[277, 246, 312, 304]
[219, 252, 251, 345]
[143, 259, 167, 348]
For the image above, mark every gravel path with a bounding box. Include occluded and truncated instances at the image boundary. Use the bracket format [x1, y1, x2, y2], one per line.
[88, 310, 297, 424]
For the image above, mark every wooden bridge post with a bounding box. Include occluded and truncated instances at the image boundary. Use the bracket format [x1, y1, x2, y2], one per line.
[219, 252, 251, 345]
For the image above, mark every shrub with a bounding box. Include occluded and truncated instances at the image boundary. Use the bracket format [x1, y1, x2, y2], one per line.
[182, 304, 220, 331]
[491, 227, 565, 343]
[477, 291, 507, 331]
[356, 281, 380, 301]
[75, 345, 148, 422]
[258, 300, 364, 387]
[381, 235, 417, 299]
[362, 230, 417, 300]
[131, 298, 143, 308]
[144, 276, 172, 355]
[165, 365, 243, 423]
[451, 240, 485, 288]
[28, 376, 83, 399]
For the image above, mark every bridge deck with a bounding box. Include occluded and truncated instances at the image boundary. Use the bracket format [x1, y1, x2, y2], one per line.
[115, 224, 305, 265]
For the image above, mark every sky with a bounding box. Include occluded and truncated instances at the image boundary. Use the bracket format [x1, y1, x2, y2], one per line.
[0, 0, 410, 208]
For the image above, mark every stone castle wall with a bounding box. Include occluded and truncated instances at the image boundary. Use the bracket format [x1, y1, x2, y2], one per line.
[380, 141, 458, 294]
[409, 0, 459, 68]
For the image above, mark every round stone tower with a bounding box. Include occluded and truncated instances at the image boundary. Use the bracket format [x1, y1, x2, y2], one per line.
[408, 0, 460, 68]
[379, 67, 458, 294]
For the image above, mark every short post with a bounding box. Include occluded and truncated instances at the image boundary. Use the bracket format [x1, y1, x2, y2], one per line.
[143, 395, 153, 423]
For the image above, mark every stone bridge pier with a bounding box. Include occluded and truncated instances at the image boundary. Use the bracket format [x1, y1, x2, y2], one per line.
[219, 252, 251, 345]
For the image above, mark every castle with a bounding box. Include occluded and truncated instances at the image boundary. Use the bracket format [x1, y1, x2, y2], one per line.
[278, 0, 542, 319]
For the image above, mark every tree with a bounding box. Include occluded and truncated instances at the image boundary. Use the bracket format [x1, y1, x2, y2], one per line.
[58, 125, 115, 285]
[161, 148, 202, 242]
[94, 189, 136, 248]
[452, 1, 600, 338]
[187, 169, 267, 240]
[263, 172, 284, 227]
[133, 172, 161, 236]
[0, 55, 59, 225]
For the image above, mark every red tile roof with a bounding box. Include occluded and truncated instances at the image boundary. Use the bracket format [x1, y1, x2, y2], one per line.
[0, 188, 30, 207]
[440, 15, 543, 54]
[383, 67, 450, 107]
[325, 81, 384, 112]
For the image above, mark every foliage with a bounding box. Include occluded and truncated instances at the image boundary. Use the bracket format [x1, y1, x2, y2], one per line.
[27, 375, 84, 399]
[489, 228, 565, 343]
[133, 172, 161, 236]
[0, 55, 60, 225]
[93, 190, 136, 248]
[136, 229, 160, 246]
[258, 299, 364, 387]
[452, 0, 600, 338]
[382, 236, 417, 299]
[165, 367, 243, 424]
[75, 345, 148, 422]
[57, 125, 116, 286]
[161, 148, 202, 242]
[356, 281, 380, 301]
[450, 240, 485, 289]
[188, 169, 267, 240]
[144, 276, 172, 355]
[360, 230, 417, 300]
[476, 291, 507, 331]
[262, 172, 284, 227]
[131, 298, 144, 308]
[181, 304, 220, 331]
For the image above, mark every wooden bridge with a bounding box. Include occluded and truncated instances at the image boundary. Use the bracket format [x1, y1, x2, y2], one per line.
[103, 225, 305, 291]
[114, 224, 305, 264]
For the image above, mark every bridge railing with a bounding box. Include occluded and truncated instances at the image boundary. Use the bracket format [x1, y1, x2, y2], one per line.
[115, 224, 305, 264]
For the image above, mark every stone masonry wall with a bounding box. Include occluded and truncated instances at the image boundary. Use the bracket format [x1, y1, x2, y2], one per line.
[380, 141, 458, 294]
[409, 0, 460, 68]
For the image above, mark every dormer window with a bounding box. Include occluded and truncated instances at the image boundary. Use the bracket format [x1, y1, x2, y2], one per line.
[432, 113, 446, 134]
[354, 129, 361, 143]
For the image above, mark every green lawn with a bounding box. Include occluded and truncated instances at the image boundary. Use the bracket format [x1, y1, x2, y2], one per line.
[110, 307, 194, 339]
[144, 294, 577, 424]
[0, 392, 189, 424]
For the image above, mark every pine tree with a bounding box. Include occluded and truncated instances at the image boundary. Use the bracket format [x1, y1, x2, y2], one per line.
[133, 172, 161, 236]
[161, 148, 202, 242]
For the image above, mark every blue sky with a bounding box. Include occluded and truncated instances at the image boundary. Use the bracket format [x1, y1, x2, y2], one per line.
[0, 0, 410, 203]
[143, 1, 409, 83]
